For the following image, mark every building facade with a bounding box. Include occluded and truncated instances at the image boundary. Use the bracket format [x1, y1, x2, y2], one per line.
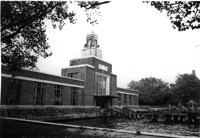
[1, 32, 139, 108]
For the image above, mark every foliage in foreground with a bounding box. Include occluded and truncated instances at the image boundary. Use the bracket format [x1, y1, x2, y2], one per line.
[1, 1, 110, 72]
[145, 1, 200, 31]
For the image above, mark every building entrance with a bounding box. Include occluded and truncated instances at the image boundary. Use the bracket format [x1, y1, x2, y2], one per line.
[95, 96, 115, 109]
[96, 98, 107, 109]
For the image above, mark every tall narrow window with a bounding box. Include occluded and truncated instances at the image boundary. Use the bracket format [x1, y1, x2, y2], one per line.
[124, 94, 127, 105]
[96, 76, 106, 95]
[129, 95, 132, 105]
[118, 93, 121, 105]
[54, 85, 63, 105]
[34, 82, 44, 105]
[71, 87, 78, 105]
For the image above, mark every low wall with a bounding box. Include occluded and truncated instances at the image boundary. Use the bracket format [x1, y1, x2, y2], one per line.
[0, 105, 101, 121]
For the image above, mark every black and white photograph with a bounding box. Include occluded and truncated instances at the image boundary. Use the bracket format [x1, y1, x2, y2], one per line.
[1, 1, 200, 138]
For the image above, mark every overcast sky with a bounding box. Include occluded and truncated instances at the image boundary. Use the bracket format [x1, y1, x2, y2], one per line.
[37, 1, 200, 88]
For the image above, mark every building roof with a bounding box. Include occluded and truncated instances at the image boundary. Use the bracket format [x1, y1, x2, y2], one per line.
[1, 66, 84, 88]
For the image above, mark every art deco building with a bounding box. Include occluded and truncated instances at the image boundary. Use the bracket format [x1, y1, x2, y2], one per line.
[1, 32, 139, 108]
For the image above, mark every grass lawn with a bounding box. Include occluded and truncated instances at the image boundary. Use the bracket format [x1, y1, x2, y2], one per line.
[0, 118, 107, 138]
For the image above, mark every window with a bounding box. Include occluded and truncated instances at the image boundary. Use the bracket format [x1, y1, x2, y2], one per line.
[54, 85, 63, 105]
[68, 73, 78, 78]
[134, 95, 138, 105]
[118, 93, 121, 105]
[96, 76, 106, 95]
[71, 87, 78, 105]
[124, 94, 127, 105]
[129, 95, 132, 105]
[34, 82, 44, 105]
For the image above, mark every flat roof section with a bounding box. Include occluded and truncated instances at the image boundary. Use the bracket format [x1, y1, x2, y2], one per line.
[2, 73, 84, 88]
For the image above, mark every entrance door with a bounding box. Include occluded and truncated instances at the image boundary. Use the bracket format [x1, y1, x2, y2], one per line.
[96, 98, 107, 109]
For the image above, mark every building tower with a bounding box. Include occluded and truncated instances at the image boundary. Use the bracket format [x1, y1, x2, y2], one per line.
[81, 31, 102, 58]
[192, 70, 196, 76]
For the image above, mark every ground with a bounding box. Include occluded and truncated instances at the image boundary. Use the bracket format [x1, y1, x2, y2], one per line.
[0, 118, 166, 138]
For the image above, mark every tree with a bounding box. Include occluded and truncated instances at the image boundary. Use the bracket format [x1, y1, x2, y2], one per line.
[1, 1, 110, 72]
[128, 77, 170, 105]
[145, 1, 200, 31]
[172, 74, 200, 105]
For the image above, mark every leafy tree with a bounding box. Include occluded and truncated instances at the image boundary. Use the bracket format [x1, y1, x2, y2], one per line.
[128, 77, 170, 105]
[145, 1, 200, 31]
[1, 1, 110, 72]
[172, 74, 200, 105]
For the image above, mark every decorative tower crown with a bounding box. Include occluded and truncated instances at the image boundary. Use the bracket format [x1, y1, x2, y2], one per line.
[85, 31, 99, 49]
[81, 31, 102, 58]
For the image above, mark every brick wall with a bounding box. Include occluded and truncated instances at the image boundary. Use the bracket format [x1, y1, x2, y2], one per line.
[84, 67, 95, 105]
[1, 77, 84, 106]
[19, 80, 35, 105]
[0, 105, 101, 121]
[70, 58, 94, 66]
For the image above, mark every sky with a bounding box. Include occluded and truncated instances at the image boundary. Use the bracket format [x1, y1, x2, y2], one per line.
[37, 1, 200, 88]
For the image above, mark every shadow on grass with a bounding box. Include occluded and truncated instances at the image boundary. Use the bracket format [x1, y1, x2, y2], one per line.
[0, 118, 110, 138]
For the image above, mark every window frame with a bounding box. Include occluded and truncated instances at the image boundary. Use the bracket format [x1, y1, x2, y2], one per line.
[54, 85, 63, 105]
[34, 82, 45, 105]
[95, 72, 110, 95]
[71, 87, 78, 105]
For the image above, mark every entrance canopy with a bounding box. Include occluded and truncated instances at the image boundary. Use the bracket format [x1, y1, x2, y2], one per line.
[94, 94, 119, 99]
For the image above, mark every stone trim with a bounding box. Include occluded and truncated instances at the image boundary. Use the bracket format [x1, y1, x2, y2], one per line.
[117, 91, 139, 96]
[63, 64, 95, 69]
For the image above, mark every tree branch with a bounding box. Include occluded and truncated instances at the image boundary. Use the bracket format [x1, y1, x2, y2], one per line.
[1, 2, 60, 43]
[83, 1, 110, 10]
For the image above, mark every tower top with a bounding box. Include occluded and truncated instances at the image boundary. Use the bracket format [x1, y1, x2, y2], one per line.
[81, 31, 102, 58]
[84, 31, 99, 49]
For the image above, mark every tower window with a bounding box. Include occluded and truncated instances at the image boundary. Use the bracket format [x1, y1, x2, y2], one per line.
[68, 73, 78, 78]
[96, 76, 106, 95]
[95, 73, 110, 95]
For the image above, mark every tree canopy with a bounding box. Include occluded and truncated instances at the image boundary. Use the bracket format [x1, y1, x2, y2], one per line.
[172, 73, 200, 105]
[128, 74, 200, 106]
[145, 1, 200, 31]
[1, 1, 110, 72]
[128, 77, 170, 105]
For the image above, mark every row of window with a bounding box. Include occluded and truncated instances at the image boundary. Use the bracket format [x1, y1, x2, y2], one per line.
[34, 82, 78, 105]
[118, 93, 137, 105]
[5, 81, 78, 105]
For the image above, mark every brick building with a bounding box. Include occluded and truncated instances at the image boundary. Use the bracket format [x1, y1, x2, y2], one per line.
[1, 32, 139, 108]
